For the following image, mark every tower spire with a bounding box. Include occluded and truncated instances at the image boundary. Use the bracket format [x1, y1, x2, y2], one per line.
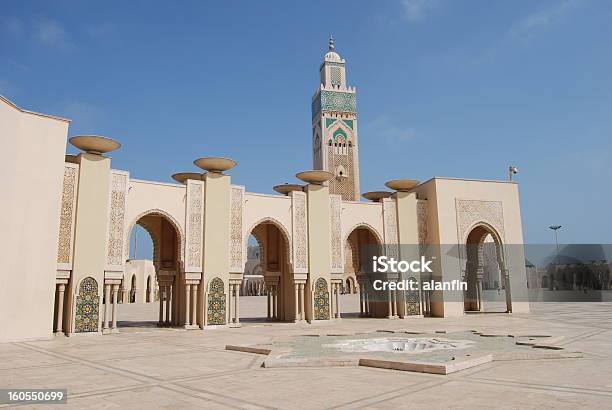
[328, 34, 335, 51]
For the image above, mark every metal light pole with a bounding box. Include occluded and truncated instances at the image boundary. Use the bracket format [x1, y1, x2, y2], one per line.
[508, 166, 518, 181]
[549, 225, 562, 253]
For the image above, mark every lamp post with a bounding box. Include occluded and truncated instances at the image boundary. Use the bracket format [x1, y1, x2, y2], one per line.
[549, 225, 562, 253]
[508, 166, 518, 181]
[549, 225, 562, 290]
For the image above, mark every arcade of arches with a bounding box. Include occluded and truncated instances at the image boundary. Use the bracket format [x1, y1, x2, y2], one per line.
[1, 40, 530, 344]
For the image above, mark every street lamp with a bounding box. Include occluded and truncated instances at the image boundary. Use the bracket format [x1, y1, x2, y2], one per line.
[508, 166, 518, 181]
[549, 225, 562, 264]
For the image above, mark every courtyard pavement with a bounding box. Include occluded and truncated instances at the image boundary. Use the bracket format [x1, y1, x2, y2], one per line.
[1, 296, 612, 409]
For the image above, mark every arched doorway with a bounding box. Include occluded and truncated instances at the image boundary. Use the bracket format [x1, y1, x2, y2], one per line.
[113, 210, 184, 329]
[242, 220, 295, 322]
[464, 224, 511, 313]
[344, 225, 384, 318]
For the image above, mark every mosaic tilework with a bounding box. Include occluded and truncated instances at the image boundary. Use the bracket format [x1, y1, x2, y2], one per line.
[313, 278, 330, 320]
[207, 277, 226, 325]
[75, 277, 99, 333]
[312, 90, 357, 119]
[405, 277, 421, 316]
[342, 119, 354, 130]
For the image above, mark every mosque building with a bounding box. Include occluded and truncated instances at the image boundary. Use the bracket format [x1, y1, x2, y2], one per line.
[0, 38, 529, 343]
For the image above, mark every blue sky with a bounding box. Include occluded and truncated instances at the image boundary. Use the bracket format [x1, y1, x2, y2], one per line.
[2, 0, 612, 255]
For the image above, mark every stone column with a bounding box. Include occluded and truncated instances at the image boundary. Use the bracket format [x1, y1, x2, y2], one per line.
[111, 284, 118, 329]
[294, 283, 300, 322]
[477, 276, 484, 312]
[55, 284, 65, 334]
[234, 284, 240, 324]
[329, 286, 335, 319]
[365, 289, 370, 316]
[299, 283, 305, 321]
[359, 283, 364, 317]
[184, 284, 191, 327]
[391, 290, 397, 317]
[335, 283, 341, 319]
[273, 286, 278, 320]
[191, 284, 198, 326]
[103, 284, 111, 330]
[387, 289, 394, 319]
[504, 269, 512, 313]
[165, 285, 172, 325]
[158, 286, 164, 325]
[266, 286, 271, 320]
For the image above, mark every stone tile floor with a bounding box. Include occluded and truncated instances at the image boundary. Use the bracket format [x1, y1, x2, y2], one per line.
[1, 297, 612, 409]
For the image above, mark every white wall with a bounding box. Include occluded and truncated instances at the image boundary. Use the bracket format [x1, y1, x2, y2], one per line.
[0, 96, 69, 342]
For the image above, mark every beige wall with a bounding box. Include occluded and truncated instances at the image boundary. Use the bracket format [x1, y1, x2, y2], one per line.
[125, 179, 187, 252]
[341, 201, 384, 245]
[243, 192, 292, 249]
[414, 177, 529, 317]
[124, 260, 157, 303]
[0, 96, 69, 342]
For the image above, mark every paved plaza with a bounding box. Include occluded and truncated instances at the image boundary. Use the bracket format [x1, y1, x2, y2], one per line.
[2, 297, 612, 409]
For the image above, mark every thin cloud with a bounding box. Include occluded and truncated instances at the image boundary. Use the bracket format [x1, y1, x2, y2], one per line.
[508, 0, 583, 38]
[401, 0, 440, 22]
[369, 115, 416, 143]
[3, 16, 24, 37]
[35, 17, 75, 51]
[87, 22, 116, 39]
[59, 101, 104, 131]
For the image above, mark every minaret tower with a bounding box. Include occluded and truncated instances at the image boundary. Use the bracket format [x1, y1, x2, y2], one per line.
[311, 35, 360, 201]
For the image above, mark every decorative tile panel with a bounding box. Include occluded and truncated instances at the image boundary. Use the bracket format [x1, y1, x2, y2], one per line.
[383, 198, 399, 260]
[455, 199, 505, 244]
[313, 278, 330, 320]
[57, 164, 78, 270]
[75, 277, 99, 333]
[229, 186, 244, 272]
[105, 171, 129, 270]
[207, 277, 226, 325]
[312, 90, 356, 119]
[417, 199, 428, 254]
[185, 180, 204, 272]
[330, 195, 343, 273]
[292, 191, 308, 273]
[405, 276, 421, 316]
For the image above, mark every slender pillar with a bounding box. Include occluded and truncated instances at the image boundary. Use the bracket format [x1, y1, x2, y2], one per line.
[273, 286, 278, 320]
[294, 283, 299, 321]
[55, 284, 65, 333]
[165, 285, 172, 325]
[335, 283, 341, 318]
[392, 290, 397, 317]
[299, 283, 305, 321]
[228, 284, 233, 323]
[191, 284, 198, 326]
[359, 283, 364, 317]
[387, 289, 393, 318]
[158, 286, 164, 325]
[234, 284, 240, 324]
[504, 270, 512, 313]
[103, 284, 111, 330]
[111, 284, 118, 329]
[266, 286, 271, 320]
[330, 286, 335, 319]
[477, 277, 484, 312]
[184, 284, 191, 326]
[364, 288, 370, 316]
